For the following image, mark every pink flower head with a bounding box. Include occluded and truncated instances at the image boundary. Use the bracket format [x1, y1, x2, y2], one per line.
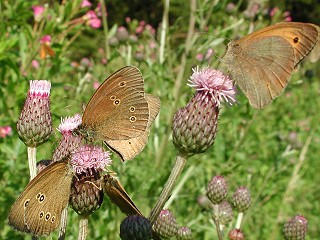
[32, 6, 45, 22]
[83, 10, 101, 28]
[188, 66, 236, 106]
[81, 0, 92, 8]
[58, 114, 82, 134]
[32, 60, 40, 69]
[125, 17, 131, 23]
[136, 25, 144, 34]
[93, 81, 100, 90]
[146, 24, 155, 35]
[196, 53, 204, 62]
[29, 80, 51, 98]
[139, 20, 146, 27]
[269, 7, 279, 17]
[40, 35, 51, 44]
[71, 145, 112, 174]
[0, 126, 12, 138]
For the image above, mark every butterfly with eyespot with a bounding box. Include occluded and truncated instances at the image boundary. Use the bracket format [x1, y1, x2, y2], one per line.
[74, 66, 160, 161]
[8, 159, 73, 236]
[223, 22, 320, 108]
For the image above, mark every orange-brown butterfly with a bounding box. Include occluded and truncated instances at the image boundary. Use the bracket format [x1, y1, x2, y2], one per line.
[223, 22, 320, 108]
[75, 66, 160, 161]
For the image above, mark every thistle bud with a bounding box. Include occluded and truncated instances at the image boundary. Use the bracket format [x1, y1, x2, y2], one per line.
[177, 227, 193, 240]
[228, 228, 244, 240]
[69, 145, 112, 216]
[231, 186, 251, 212]
[17, 80, 52, 147]
[172, 67, 236, 157]
[52, 114, 82, 162]
[283, 215, 307, 240]
[153, 209, 178, 239]
[215, 201, 233, 225]
[120, 215, 152, 240]
[207, 176, 228, 204]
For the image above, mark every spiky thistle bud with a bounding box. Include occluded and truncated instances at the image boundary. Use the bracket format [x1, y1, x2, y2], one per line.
[283, 215, 308, 240]
[232, 186, 251, 212]
[228, 228, 244, 240]
[215, 200, 233, 225]
[69, 145, 112, 216]
[17, 80, 52, 147]
[177, 227, 193, 240]
[207, 176, 228, 204]
[120, 215, 152, 240]
[172, 67, 236, 157]
[153, 209, 179, 239]
[52, 114, 82, 162]
[116, 26, 129, 42]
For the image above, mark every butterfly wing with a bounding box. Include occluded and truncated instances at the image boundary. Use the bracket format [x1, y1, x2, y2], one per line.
[103, 174, 142, 215]
[8, 161, 73, 236]
[241, 22, 320, 66]
[224, 36, 295, 108]
[82, 66, 149, 140]
[104, 94, 160, 161]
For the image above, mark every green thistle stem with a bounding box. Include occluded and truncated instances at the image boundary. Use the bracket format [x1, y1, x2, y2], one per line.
[78, 215, 88, 240]
[100, 0, 110, 60]
[159, 0, 169, 64]
[58, 207, 68, 240]
[149, 154, 187, 224]
[212, 204, 223, 240]
[235, 212, 244, 229]
[27, 147, 37, 180]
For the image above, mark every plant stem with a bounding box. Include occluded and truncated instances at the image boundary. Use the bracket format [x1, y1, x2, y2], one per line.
[100, 0, 110, 60]
[212, 204, 223, 240]
[159, 0, 170, 64]
[78, 215, 89, 240]
[235, 212, 244, 229]
[58, 206, 69, 240]
[149, 154, 187, 224]
[156, 0, 197, 166]
[27, 147, 37, 180]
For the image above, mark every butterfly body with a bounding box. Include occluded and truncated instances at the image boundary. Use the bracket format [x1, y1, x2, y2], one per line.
[8, 161, 72, 236]
[224, 22, 320, 108]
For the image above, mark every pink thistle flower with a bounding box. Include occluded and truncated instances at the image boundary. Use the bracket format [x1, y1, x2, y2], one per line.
[71, 145, 112, 175]
[17, 80, 52, 147]
[153, 209, 178, 238]
[145, 24, 155, 35]
[125, 17, 131, 23]
[81, 0, 92, 8]
[283, 215, 308, 240]
[52, 114, 82, 162]
[136, 25, 144, 34]
[32, 6, 45, 22]
[83, 11, 101, 28]
[196, 53, 204, 62]
[188, 66, 236, 107]
[139, 20, 146, 27]
[31, 60, 40, 69]
[269, 7, 279, 17]
[0, 126, 12, 138]
[40, 35, 51, 44]
[89, 18, 101, 28]
[93, 81, 100, 90]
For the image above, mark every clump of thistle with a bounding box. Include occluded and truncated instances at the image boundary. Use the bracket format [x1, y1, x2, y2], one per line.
[120, 215, 152, 240]
[283, 215, 308, 240]
[52, 114, 82, 162]
[17, 80, 52, 147]
[153, 209, 179, 239]
[172, 66, 236, 157]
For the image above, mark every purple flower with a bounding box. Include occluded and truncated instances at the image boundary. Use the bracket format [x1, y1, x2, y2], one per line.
[0, 126, 12, 138]
[71, 145, 112, 175]
[80, 0, 92, 8]
[188, 66, 236, 107]
[32, 6, 45, 22]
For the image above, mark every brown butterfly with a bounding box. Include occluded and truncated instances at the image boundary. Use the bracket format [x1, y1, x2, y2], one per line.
[40, 43, 55, 59]
[223, 22, 320, 108]
[8, 160, 72, 236]
[75, 66, 160, 161]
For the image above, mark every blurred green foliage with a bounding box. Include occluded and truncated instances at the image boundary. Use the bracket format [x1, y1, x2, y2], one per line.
[0, 0, 319, 239]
